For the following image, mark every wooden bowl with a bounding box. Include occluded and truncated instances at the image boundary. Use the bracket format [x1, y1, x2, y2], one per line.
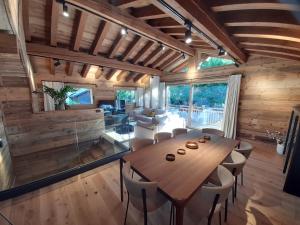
[198, 138, 206, 143]
[166, 154, 175, 161]
[185, 141, 199, 149]
[177, 149, 186, 155]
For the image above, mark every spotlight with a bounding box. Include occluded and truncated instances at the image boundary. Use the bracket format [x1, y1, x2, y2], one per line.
[181, 52, 186, 60]
[218, 47, 227, 56]
[62, 2, 69, 17]
[160, 43, 166, 51]
[184, 20, 192, 44]
[234, 62, 240, 68]
[120, 27, 128, 36]
[54, 59, 61, 67]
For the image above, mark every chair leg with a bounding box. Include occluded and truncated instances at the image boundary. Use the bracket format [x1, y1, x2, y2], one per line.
[235, 176, 238, 199]
[241, 170, 244, 186]
[123, 193, 130, 225]
[224, 199, 228, 222]
[219, 211, 222, 225]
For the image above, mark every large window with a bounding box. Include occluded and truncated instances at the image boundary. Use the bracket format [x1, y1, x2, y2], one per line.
[116, 89, 136, 103]
[199, 57, 235, 70]
[65, 87, 93, 105]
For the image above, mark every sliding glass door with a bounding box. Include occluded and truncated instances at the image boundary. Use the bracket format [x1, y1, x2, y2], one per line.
[166, 82, 227, 130]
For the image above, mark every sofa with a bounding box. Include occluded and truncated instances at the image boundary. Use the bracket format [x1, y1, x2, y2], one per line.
[132, 108, 167, 125]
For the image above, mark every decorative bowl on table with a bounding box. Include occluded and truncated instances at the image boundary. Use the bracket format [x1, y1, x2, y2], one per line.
[185, 141, 199, 149]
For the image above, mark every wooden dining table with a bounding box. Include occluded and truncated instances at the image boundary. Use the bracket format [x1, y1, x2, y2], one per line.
[119, 130, 239, 225]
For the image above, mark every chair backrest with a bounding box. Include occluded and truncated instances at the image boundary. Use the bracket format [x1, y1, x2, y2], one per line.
[122, 162, 166, 212]
[235, 141, 253, 159]
[222, 151, 246, 176]
[172, 128, 188, 137]
[131, 138, 154, 151]
[186, 165, 234, 219]
[154, 132, 172, 143]
[202, 128, 224, 137]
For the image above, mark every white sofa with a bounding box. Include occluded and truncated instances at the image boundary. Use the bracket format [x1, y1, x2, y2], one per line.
[132, 108, 167, 125]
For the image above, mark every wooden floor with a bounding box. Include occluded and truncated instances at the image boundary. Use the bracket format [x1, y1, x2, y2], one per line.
[0, 140, 300, 225]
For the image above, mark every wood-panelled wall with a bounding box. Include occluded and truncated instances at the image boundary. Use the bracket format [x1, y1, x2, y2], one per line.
[162, 56, 300, 141]
[31, 56, 145, 111]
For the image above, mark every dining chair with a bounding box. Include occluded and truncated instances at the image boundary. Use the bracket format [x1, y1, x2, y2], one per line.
[222, 151, 246, 203]
[185, 165, 234, 225]
[130, 138, 154, 151]
[122, 162, 171, 225]
[202, 128, 225, 137]
[154, 132, 172, 143]
[234, 141, 253, 185]
[172, 128, 188, 137]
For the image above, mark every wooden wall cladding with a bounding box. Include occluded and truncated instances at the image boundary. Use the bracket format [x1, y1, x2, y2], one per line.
[161, 56, 300, 141]
[0, 106, 13, 190]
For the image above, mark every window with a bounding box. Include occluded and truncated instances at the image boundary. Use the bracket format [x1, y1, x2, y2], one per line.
[167, 84, 190, 106]
[65, 87, 93, 105]
[116, 89, 136, 103]
[199, 57, 235, 70]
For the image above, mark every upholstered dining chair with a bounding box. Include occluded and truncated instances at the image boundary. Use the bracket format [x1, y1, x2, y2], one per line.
[172, 128, 188, 137]
[202, 128, 225, 137]
[130, 138, 154, 151]
[222, 151, 246, 203]
[234, 141, 253, 185]
[122, 162, 171, 225]
[184, 165, 234, 225]
[154, 132, 172, 143]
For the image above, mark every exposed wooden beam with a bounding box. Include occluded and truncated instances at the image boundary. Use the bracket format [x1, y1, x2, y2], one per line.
[241, 44, 300, 57]
[131, 5, 167, 20]
[110, 0, 144, 9]
[67, 0, 195, 56]
[151, 0, 247, 62]
[81, 64, 91, 78]
[125, 72, 137, 82]
[22, 0, 31, 42]
[50, 0, 59, 46]
[133, 73, 146, 82]
[95, 67, 103, 79]
[90, 21, 110, 55]
[143, 46, 162, 66]
[105, 69, 117, 80]
[122, 36, 143, 61]
[247, 50, 300, 62]
[0, 33, 18, 54]
[147, 18, 182, 28]
[72, 11, 88, 51]
[160, 52, 181, 70]
[172, 59, 188, 73]
[49, 58, 55, 75]
[131, 41, 154, 64]
[116, 71, 127, 81]
[108, 33, 126, 58]
[151, 49, 173, 68]
[66, 62, 75, 76]
[27, 43, 164, 75]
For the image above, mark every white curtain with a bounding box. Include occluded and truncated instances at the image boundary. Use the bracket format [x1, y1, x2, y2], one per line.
[135, 87, 144, 107]
[222, 74, 242, 139]
[144, 87, 151, 108]
[43, 81, 64, 111]
[150, 76, 160, 109]
[159, 82, 166, 109]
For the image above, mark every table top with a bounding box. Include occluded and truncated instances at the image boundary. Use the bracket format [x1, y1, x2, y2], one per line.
[123, 130, 239, 205]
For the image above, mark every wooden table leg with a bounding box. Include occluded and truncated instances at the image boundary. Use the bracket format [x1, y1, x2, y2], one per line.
[120, 158, 123, 202]
[175, 204, 184, 225]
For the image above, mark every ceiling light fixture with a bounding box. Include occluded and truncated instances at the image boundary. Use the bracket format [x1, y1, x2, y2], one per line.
[120, 27, 128, 36]
[234, 62, 240, 68]
[62, 2, 69, 17]
[218, 47, 227, 56]
[54, 59, 61, 67]
[184, 20, 192, 44]
[181, 52, 186, 60]
[160, 43, 166, 51]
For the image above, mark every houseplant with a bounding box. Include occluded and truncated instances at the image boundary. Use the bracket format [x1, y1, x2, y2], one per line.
[266, 130, 285, 155]
[43, 85, 76, 110]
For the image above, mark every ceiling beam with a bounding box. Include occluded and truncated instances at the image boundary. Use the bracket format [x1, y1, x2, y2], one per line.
[116, 71, 127, 81]
[105, 69, 117, 80]
[108, 33, 126, 58]
[151, 49, 173, 68]
[160, 52, 181, 70]
[95, 67, 103, 79]
[122, 36, 143, 61]
[49, 58, 55, 75]
[131, 41, 154, 64]
[131, 5, 168, 20]
[151, 0, 247, 63]
[72, 11, 88, 51]
[125, 71, 137, 82]
[110, 0, 145, 9]
[172, 59, 188, 73]
[143, 46, 162, 66]
[67, 0, 195, 56]
[22, 0, 31, 42]
[81, 64, 92, 77]
[244, 47, 300, 59]
[147, 18, 182, 28]
[27, 43, 164, 75]
[66, 62, 75, 76]
[133, 73, 146, 82]
[90, 21, 110, 55]
[247, 50, 300, 62]
[50, 0, 59, 46]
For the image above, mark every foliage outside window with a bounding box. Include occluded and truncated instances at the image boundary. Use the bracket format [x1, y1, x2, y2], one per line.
[65, 87, 93, 105]
[116, 89, 136, 103]
[167, 85, 190, 106]
[198, 57, 235, 70]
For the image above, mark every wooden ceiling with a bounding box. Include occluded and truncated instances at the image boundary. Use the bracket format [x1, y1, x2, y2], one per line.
[22, 0, 300, 82]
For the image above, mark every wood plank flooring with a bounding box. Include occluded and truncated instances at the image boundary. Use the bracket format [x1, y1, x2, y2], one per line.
[0, 140, 300, 225]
